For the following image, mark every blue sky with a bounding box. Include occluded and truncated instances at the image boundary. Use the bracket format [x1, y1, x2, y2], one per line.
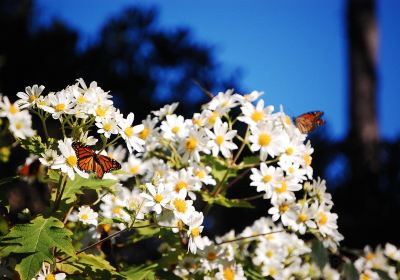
[37, 0, 400, 140]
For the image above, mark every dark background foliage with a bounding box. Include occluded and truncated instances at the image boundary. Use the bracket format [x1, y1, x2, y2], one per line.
[0, 0, 399, 258]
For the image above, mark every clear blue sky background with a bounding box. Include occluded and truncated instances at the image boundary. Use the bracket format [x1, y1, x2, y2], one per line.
[36, 0, 400, 140]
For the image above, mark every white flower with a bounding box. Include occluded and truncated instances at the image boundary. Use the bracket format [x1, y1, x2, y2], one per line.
[48, 90, 76, 119]
[106, 145, 127, 163]
[186, 211, 205, 254]
[179, 128, 209, 163]
[139, 115, 158, 142]
[215, 263, 246, 280]
[118, 112, 145, 153]
[249, 122, 287, 161]
[152, 102, 178, 119]
[206, 89, 239, 115]
[8, 110, 35, 139]
[190, 165, 216, 186]
[286, 202, 317, 234]
[51, 138, 89, 180]
[123, 155, 148, 178]
[96, 115, 119, 138]
[100, 186, 131, 228]
[315, 205, 339, 237]
[160, 114, 188, 140]
[16, 84, 45, 109]
[0, 96, 20, 118]
[168, 169, 200, 200]
[170, 192, 195, 222]
[250, 164, 282, 198]
[278, 161, 307, 183]
[79, 130, 98, 146]
[206, 119, 237, 158]
[141, 183, 171, 214]
[238, 99, 274, 126]
[77, 206, 98, 226]
[268, 198, 294, 226]
[33, 262, 66, 280]
[39, 149, 58, 167]
[235, 90, 264, 104]
[384, 243, 400, 262]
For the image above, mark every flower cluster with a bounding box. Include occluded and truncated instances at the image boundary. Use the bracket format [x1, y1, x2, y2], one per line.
[0, 80, 353, 279]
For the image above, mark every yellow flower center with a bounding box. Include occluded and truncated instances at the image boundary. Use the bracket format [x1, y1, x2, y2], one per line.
[208, 111, 219, 125]
[81, 213, 88, 221]
[46, 274, 56, 280]
[207, 251, 217, 261]
[195, 170, 205, 179]
[173, 199, 187, 213]
[284, 116, 292, 125]
[251, 111, 264, 122]
[286, 147, 294, 155]
[175, 180, 188, 192]
[9, 104, 18, 114]
[269, 268, 277, 277]
[191, 227, 200, 237]
[263, 175, 272, 183]
[102, 224, 111, 232]
[215, 135, 225, 146]
[154, 194, 163, 203]
[15, 122, 23, 130]
[113, 206, 122, 215]
[258, 133, 271, 147]
[96, 106, 107, 117]
[55, 103, 66, 112]
[360, 273, 370, 280]
[171, 126, 180, 134]
[223, 267, 235, 280]
[28, 95, 37, 103]
[177, 219, 184, 231]
[279, 204, 289, 213]
[304, 154, 312, 166]
[318, 212, 328, 225]
[130, 165, 139, 175]
[185, 137, 198, 152]
[66, 155, 77, 167]
[288, 167, 295, 174]
[103, 123, 113, 132]
[38, 100, 47, 106]
[192, 117, 202, 126]
[124, 127, 134, 138]
[139, 127, 149, 139]
[298, 213, 308, 223]
[366, 252, 375, 261]
[77, 95, 86, 104]
[266, 250, 273, 258]
[275, 181, 287, 193]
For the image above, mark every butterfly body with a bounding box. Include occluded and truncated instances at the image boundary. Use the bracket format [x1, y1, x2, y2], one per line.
[72, 142, 121, 179]
[293, 111, 325, 134]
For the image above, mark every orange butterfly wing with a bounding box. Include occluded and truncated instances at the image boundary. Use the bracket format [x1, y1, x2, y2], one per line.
[72, 142, 95, 173]
[294, 111, 325, 134]
[93, 154, 121, 179]
[72, 142, 121, 179]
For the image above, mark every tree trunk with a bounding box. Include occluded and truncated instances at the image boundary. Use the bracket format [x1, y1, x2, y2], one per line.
[347, 0, 379, 191]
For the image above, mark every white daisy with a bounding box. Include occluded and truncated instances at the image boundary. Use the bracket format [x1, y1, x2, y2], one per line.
[96, 115, 119, 138]
[16, 84, 45, 109]
[39, 149, 58, 167]
[160, 114, 188, 141]
[47, 90, 76, 119]
[141, 183, 171, 214]
[238, 99, 274, 126]
[186, 211, 205, 254]
[77, 206, 98, 226]
[118, 112, 145, 153]
[8, 110, 35, 139]
[205, 119, 238, 158]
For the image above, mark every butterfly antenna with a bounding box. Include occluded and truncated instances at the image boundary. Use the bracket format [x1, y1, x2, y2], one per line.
[191, 79, 214, 100]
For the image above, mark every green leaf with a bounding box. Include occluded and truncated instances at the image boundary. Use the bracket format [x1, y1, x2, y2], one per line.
[78, 253, 116, 272]
[311, 239, 328, 269]
[201, 193, 254, 209]
[0, 216, 75, 280]
[204, 155, 237, 183]
[244, 267, 268, 280]
[20, 136, 46, 155]
[242, 156, 260, 166]
[48, 170, 117, 205]
[121, 264, 158, 280]
[342, 262, 359, 280]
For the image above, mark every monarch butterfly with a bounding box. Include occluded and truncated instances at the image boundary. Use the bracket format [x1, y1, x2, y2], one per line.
[72, 142, 121, 179]
[293, 111, 325, 134]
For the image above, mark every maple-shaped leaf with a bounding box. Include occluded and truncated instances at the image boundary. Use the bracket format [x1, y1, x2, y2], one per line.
[0, 215, 75, 280]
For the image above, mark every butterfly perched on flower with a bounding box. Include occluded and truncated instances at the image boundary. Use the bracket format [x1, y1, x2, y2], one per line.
[72, 142, 121, 179]
[293, 111, 325, 134]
